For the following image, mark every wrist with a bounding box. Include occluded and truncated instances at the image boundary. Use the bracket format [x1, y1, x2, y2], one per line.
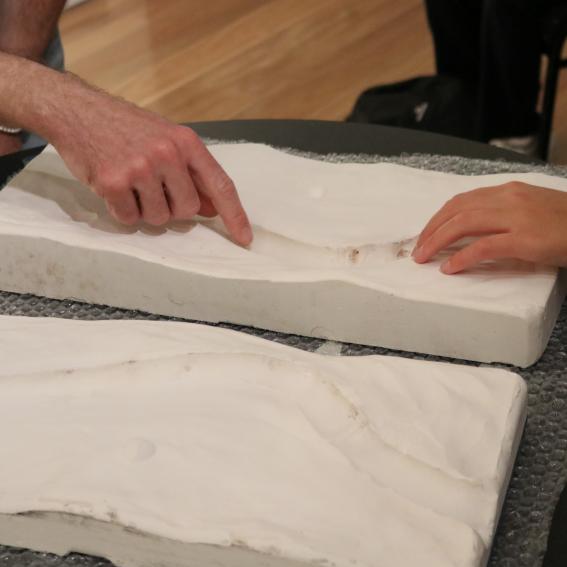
[0, 123, 21, 135]
[23, 68, 84, 148]
[0, 52, 77, 148]
[39, 73, 120, 152]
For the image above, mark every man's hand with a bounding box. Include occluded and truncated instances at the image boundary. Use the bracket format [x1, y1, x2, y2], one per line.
[0, 132, 21, 156]
[48, 79, 252, 244]
[0, 2, 250, 241]
[412, 182, 567, 273]
[0, 53, 252, 246]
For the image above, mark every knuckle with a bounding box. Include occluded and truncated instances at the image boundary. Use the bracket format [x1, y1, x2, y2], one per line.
[117, 210, 139, 226]
[152, 139, 178, 163]
[452, 210, 474, 226]
[179, 126, 198, 143]
[129, 156, 152, 180]
[187, 202, 202, 218]
[214, 173, 237, 200]
[502, 181, 523, 191]
[503, 181, 530, 200]
[96, 172, 127, 198]
[174, 126, 199, 149]
[175, 201, 201, 220]
[448, 192, 466, 206]
[146, 211, 171, 226]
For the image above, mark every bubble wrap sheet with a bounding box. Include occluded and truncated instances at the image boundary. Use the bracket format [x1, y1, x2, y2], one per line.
[1, 148, 567, 567]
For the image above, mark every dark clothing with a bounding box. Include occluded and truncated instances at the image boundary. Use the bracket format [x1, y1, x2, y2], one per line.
[424, 0, 564, 141]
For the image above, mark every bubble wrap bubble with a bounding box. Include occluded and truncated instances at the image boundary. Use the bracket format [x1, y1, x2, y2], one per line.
[1, 149, 567, 567]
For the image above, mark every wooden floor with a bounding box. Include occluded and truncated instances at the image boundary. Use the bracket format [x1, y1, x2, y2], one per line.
[60, 0, 567, 164]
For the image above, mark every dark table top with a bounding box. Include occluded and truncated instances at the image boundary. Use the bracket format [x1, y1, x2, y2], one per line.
[0, 119, 538, 187]
[0, 119, 563, 567]
[192, 119, 540, 162]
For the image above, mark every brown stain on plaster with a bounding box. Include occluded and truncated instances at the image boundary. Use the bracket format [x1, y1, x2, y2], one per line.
[348, 248, 360, 264]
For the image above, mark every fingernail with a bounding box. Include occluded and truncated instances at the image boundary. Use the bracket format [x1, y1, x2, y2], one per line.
[412, 246, 424, 262]
[241, 225, 253, 246]
[441, 259, 453, 274]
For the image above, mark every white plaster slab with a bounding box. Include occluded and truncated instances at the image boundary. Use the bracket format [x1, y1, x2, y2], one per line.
[0, 316, 526, 567]
[0, 144, 565, 366]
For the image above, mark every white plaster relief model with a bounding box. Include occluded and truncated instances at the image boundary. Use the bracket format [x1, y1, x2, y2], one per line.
[0, 316, 526, 567]
[0, 144, 566, 366]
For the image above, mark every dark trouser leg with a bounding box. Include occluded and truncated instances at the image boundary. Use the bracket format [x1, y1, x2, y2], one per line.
[477, 0, 547, 140]
[424, 0, 483, 83]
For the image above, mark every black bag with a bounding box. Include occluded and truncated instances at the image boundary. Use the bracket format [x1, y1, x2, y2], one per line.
[347, 75, 477, 140]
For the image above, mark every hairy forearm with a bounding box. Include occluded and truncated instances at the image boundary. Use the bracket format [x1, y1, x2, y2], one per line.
[0, 51, 84, 138]
[0, 0, 66, 60]
[0, 48, 252, 242]
[0, 50, 165, 155]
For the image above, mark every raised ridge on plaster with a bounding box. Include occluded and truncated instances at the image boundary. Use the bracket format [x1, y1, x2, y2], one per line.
[0, 316, 526, 567]
[0, 143, 564, 366]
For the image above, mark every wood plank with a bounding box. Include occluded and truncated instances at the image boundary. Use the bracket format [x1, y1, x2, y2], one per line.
[115, 0, 334, 108]
[59, 0, 567, 164]
[62, 0, 270, 93]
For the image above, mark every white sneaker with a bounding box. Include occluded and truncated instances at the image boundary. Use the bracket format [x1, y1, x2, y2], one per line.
[489, 135, 538, 157]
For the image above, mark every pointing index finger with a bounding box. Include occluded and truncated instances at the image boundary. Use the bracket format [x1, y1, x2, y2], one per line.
[181, 130, 252, 246]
